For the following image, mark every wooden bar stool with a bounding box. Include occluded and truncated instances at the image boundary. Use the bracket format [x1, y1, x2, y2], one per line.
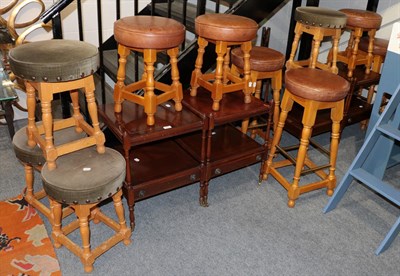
[113, 16, 185, 126]
[8, 39, 106, 170]
[12, 124, 86, 222]
[337, 9, 382, 78]
[230, 46, 285, 132]
[42, 147, 131, 273]
[286, 7, 347, 74]
[190, 14, 258, 111]
[263, 68, 350, 207]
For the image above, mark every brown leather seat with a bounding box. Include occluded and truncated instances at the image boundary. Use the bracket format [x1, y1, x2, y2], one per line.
[359, 37, 388, 58]
[339, 9, 382, 29]
[113, 16, 185, 126]
[195, 14, 258, 42]
[114, 16, 185, 49]
[263, 67, 350, 207]
[190, 13, 258, 111]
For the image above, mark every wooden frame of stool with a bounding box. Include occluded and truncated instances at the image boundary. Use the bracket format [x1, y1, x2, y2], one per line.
[50, 190, 131, 273]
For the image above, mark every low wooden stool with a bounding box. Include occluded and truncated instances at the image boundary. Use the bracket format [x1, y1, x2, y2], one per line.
[286, 7, 347, 74]
[231, 46, 285, 132]
[113, 16, 185, 126]
[263, 68, 350, 207]
[337, 9, 382, 78]
[12, 124, 86, 222]
[8, 39, 105, 170]
[190, 14, 258, 111]
[42, 147, 131, 273]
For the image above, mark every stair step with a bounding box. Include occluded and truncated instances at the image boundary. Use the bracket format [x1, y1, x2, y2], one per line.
[350, 168, 400, 205]
[377, 123, 400, 141]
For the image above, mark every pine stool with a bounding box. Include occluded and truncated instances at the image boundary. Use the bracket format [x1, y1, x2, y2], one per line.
[337, 9, 382, 78]
[42, 147, 131, 273]
[8, 39, 106, 170]
[263, 68, 350, 207]
[230, 46, 285, 132]
[286, 7, 347, 74]
[113, 16, 185, 126]
[12, 124, 86, 222]
[190, 14, 258, 111]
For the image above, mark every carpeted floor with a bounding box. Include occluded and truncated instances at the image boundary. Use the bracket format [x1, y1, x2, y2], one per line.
[0, 119, 399, 276]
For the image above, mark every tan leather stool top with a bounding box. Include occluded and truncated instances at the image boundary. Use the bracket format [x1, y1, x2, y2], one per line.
[114, 16, 185, 49]
[231, 47, 285, 72]
[285, 68, 349, 102]
[195, 14, 258, 42]
[339, 9, 382, 29]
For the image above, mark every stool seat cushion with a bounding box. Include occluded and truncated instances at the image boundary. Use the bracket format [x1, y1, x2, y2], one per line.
[359, 37, 389, 57]
[9, 39, 99, 82]
[42, 147, 125, 205]
[295, 7, 347, 29]
[339, 9, 382, 29]
[13, 124, 87, 166]
[195, 14, 258, 42]
[114, 16, 185, 49]
[231, 46, 285, 72]
[285, 68, 349, 102]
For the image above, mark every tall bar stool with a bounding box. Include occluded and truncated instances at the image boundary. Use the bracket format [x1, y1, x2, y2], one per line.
[336, 9, 382, 78]
[42, 147, 131, 273]
[190, 14, 258, 111]
[113, 16, 185, 126]
[12, 124, 86, 222]
[230, 46, 285, 132]
[286, 7, 347, 74]
[8, 39, 105, 170]
[263, 68, 350, 207]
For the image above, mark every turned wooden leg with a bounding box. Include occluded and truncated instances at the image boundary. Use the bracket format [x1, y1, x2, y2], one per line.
[40, 91, 57, 170]
[190, 37, 208, 97]
[143, 49, 157, 126]
[263, 91, 293, 179]
[211, 40, 228, 111]
[330, 30, 341, 74]
[347, 28, 363, 78]
[75, 205, 94, 273]
[24, 164, 34, 203]
[288, 100, 318, 208]
[112, 190, 131, 245]
[167, 47, 183, 112]
[69, 89, 83, 133]
[84, 76, 105, 153]
[327, 100, 344, 196]
[271, 70, 282, 131]
[365, 29, 376, 75]
[114, 44, 130, 113]
[286, 23, 302, 70]
[51, 199, 63, 248]
[241, 41, 252, 105]
[25, 81, 37, 148]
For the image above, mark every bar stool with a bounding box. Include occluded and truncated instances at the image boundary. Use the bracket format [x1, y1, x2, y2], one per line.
[113, 16, 185, 126]
[190, 14, 258, 111]
[286, 7, 347, 74]
[42, 147, 131, 273]
[8, 39, 105, 170]
[230, 46, 285, 133]
[337, 9, 382, 78]
[263, 68, 350, 207]
[12, 124, 86, 222]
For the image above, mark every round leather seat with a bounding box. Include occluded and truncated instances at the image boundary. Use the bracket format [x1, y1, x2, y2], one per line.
[195, 14, 258, 42]
[42, 147, 125, 205]
[114, 16, 185, 49]
[285, 68, 349, 102]
[295, 7, 347, 28]
[8, 39, 99, 82]
[339, 9, 382, 29]
[13, 124, 87, 166]
[359, 37, 389, 57]
[231, 46, 285, 72]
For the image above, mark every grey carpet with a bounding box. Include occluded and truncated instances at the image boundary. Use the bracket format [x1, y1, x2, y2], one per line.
[0, 119, 399, 276]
